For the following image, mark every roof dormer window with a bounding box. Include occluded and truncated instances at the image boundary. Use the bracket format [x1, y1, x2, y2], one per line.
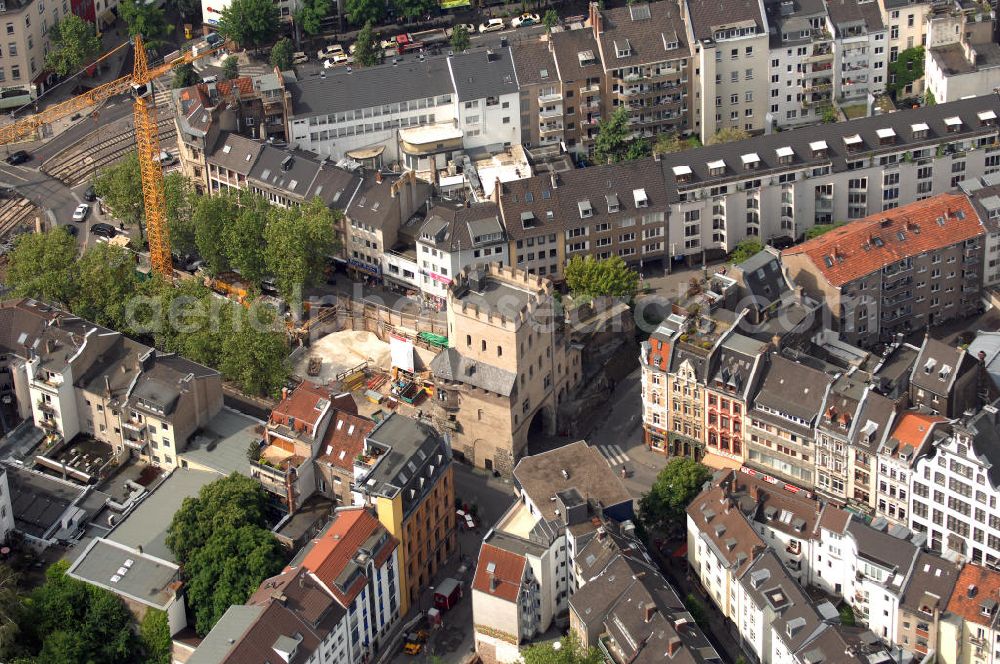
[615, 39, 632, 58]
[912, 122, 929, 140]
[810, 140, 828, 158]
[633, 188, 648, 208]
[876, 127, 896, 145]
[844, 134, 863, 153]
[776, 146, 794, 165]
[606, 193, 621, 213]
[578, 199, 594, 218]
[945, 116, 962, 133]
[708, 159, 726, 176]
[673, 165, 693, 184]
[979, 110, 997, 127]
[741, 153, 760, 170]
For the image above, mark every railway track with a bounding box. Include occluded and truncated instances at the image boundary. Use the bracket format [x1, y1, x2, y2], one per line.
[41, 115, 176, 186]
[0, 196, 39, 247]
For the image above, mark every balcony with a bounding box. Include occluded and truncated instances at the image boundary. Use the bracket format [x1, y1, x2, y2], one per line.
[581, 83, 601, 94]
[38, 418, 58, 432]
[580, 100, 600, 112]
[539, 122, 564, 135]
[122, 418, 145, 433]
[538, 91, 562, 104]
[539, 107, 562, 119]
[36, 399, 55, 415]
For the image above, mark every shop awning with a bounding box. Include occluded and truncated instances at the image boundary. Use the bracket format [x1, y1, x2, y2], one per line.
[346, 145, 385, 160]
[440, 0, 471, 8]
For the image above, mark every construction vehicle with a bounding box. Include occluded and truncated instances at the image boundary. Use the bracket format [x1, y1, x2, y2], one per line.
[0, 36, 221, 278]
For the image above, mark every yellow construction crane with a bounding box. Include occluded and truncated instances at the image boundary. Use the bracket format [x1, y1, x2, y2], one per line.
[0, 36, 220, 277]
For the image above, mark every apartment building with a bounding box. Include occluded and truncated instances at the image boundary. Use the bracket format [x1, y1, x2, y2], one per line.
[658, 96, 1000, 259]
[879, 0, 932, 97]
[590, 1, 693, 141]
[511, 36, 563, 151]
[472, 442, 634, 662]
[246, 144, 361, 209]
[687, 0, 770, 141]
[909, 335, 982, 417]
[844, 390, 898, 510]
[293, 507, 401, 661]
[938, 563, 1000, 664]
[314, 408, 375, 506]
[0, 0, 75, 97]
[827, 0, 889, 103]
[765, 0, 835, 129]
[962, 176, 1000, 288]
[874, 411, 944, 526]
[496, 158, 667, 280]
[428, 264, 581, 473]
[704, 333, 769, 467]
[924, 0, 998, 104]
[814, 372, 875, 503]
[746, 354, 833, 489]
[782, 193, 986, 348]
[896, 550, 961, 661]
[450, 49, 521, 157]
[910, 402, 1000, 566]
[548, 27, 604, 155]
[352, 413, 455, 616]
[383, 201, 508, 307]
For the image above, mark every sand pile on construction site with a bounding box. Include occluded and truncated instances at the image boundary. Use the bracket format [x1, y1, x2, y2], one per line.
[296, 330, 392, 384]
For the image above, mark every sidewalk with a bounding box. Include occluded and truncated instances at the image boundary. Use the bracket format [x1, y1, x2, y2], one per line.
[0, 28, 131, 150]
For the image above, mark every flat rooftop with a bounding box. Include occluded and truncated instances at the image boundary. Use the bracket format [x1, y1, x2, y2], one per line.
[68, 538, 180, 609]
[182, 408, 264, 478]
[6, 464, 87, 539]
[497, 499, 538, 540]
[453, 273, 536, 319]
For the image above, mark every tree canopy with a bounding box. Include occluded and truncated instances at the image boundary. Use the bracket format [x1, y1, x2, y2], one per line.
[167, 474, 286, 635]
[171, 62, 200, 89]
[94, 152, 144, 226]
[521, 633, 603, 664]
[729, 239, 763, 265]
[639, 458, 711, 533]
[68, 243, 141, 332]
[119, 1, 170, 48]
[270, 37, 295, 71]
[164, 171, 198, 256]
[5, 229, 78, 306]
[654, 133, 699, 155]
[344, 0, 384, 26]
[450, 24, 470, 52]
[222, 55, 239, 80]
[392, 0, 435, 21]
[264, 197, 339, 305]
[565, 255, 640, 300]
[296, 0, 332, 36]
[707, 127, 751, 145]
[353, 21, 381, 67]
[217, 0, 279, 48]
[139, 610, 171, 664]
[542, 9, 559, 31]
[45, 15, 101, 77]
[593, 107, 650, 164]
[888, 47, 924, 97]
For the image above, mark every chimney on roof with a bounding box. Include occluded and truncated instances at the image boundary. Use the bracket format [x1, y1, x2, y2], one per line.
[667, 636, 682, 657]
[968, 584, 978, 598]
[980, 351, 987, 363]
[489, 574, 499, 592]
[104, 375, 112, 397]
[589, 1, 602, 35]
[771, 334, 782, 352]
[282, 387, 289, 401]
[644, 602, 657, 622]
[137, 544, 143, 555]
[750, 483, 760, 501]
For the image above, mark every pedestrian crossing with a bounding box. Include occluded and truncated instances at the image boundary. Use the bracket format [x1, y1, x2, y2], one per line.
[598, 444, 630, 466]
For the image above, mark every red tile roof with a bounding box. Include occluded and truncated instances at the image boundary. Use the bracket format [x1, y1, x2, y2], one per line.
[946, 564, 1000, 626]
[472, 543, 526, 603]
[890, 412, 946, 449]
[296, 508, 396, 607]
[782, 193, 984, 287]
[318, 410, 376, 470]
[270, 382, 345, 436]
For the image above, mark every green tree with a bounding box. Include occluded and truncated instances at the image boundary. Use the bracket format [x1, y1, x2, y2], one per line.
[45, 15, 101, 77]
[564, 255, 640, 300]
[69, 243, 140, 332]
[0, 566, 22, 659]
[542, 9, 558, 31]
[6, 229, 77, 306]
[521, 633, 603, 664]
[221, 55, 239, 80]
[707, 127, 751, 145]
[270, 37, 294, 70]
[164, 172, 198, 257]
[639, 458, 711, 533]
[450, 24, 470, 52]
[171, 62, 200, 88]
[925, 88, 936, 105]
[839, 603, 856, 626]
[888, 46, 924, 97]
[170, 0, 202, 21]
[219, 304, 289, 396]
[593, 107, 631, 164]
[654, 133, 684, 155]
[193, 193, 239, 274]
[217, 0, 279, 49]
[344, 0, 384, 26]
[167, 474, 285, 634]
[296, 0, 332, 36]
[119, 1, 171, 48]
[224, 191, 270, 285]
[806, 222, 846, 239]
[95, 153, 144, 226]
[393, 0, 435, 21]
[140, 610, 171, 664]
[263, 198, 339, 305]
[353, 21, 381, 67]
[729, 239, 763, 264]
[821, 106, 838, 123]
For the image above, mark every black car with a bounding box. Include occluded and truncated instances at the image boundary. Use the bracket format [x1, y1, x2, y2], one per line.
[5, 150, 30, 165]
[83, 185, 97, 202]
[62, 225, 78, 237]
[90, 223, 117, 239]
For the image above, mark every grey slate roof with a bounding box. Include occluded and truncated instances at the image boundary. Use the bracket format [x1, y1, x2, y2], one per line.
[186, 605, 264, 664]
[687, 0, 765, 41]
[849, 391, 896, 453]
[732, 247, 789, 307]
[847, 516, 918, 572]
[958, 401, 1000, 488]
[709, 333, 767, 399]
[899, 550, 960, 616]
[287, 57, 454, 118]
[753, 354, 833, 424]
[595, 2, 689, 66]
[548, 28, 601, 82]
[430, 347, 517, 396]
[910, 336, 976, 396]
[418, 202, 503, 252]
[249, 144, 361, 207]
[448, 47, 518, 102]
[206, 132, 263, 176]
[510, 38, 558, 87]
[826, 0, 885, 30]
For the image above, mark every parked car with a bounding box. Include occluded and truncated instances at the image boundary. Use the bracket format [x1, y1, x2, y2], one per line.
[292, 51, 308, 64]
[72, 203, 90, 222]
[83, 185, 97, 202]
[5, 150, 30, 165]
[511, 12, 540, 28]
[322, 53, 352, 68]
[478, 18, 505, 33]
[62, 225, 78, 237]
[317, 44, 345, 60]
[446, 23, 476, 37]
[90, 223, 117, 240]
[402, 643, 421, 656]
[153, 150, 177, 166]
